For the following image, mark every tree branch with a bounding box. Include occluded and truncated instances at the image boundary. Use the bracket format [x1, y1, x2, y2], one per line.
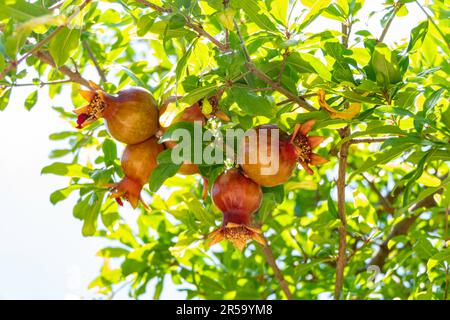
[378, 3, 403, 43]
[136, 0, 229, 51]
[0, 0, 92, 81]
[334, 126, 351, 300]
[262, 237, 294, 300]
[33, 50, 94, 89]
[82, 40, 107, 83]
[367, 189, 442, 270]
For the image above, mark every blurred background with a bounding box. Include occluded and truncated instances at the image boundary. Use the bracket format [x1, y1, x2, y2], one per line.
[0, 1, 426, 299]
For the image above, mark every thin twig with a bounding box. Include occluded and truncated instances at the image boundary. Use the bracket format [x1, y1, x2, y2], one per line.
[445, 265, 449, 300]
[366, 188, 442, 271]
[0, 0, 92, 81]
[277, 49, 289, 84]
[342, 23, 349, 49]
[276, 93, 317, 106]
[347, 232, 376, 263]
[360, 172, 393, 214]
[134, 0, 171, 13]
[136, 0, 229, 51]
[186, 19, 230, 52]
[378, 3, 403, 43]
[82, 40, 107, 82]
[414, 0, 450, 50]
[262, 237, 294, 300]
[48, 0, 65, 10]
[446, 207, 449, 241]
[334, 126, 351, 300]
[233, 19, 315, 112]
[350, 137, 392, 144]
[233, 19, 252, 62]
[223, 0, 230, 50]
[1, 79, 72, 87]
[246, 64, 315, 112]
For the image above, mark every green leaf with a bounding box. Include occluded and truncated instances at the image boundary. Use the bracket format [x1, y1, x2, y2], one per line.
[24, 90, 38, 111]
[423, 88, 445, 112]
[298, 0, 332, 30]
[149, 163, 181, 192]
[0, 0, 51, 22]
[182, 193, 215, 225]
[137, 14, 155, 36]
[97, 247, 130, 258]
[350, 143, 414, 177]
[407, 20, 428, 52]
[41, 162, 91, 178]
[327, 195, 338, 219]
[0, 88, 12, 111]
[49, 27, 81, 68]
[82, 192, 105, 237]
[301, 53, 332, 82]
[268, 0, 288, 25]
[258, 192, 277, 223]
[120, 66, 148, 89]
[286, 53, 315, 73]
[230, 87, 275, 117]
[371, 44, 402, 87]
[233, 0, 278, 32]
[429, 248, 450, 263]
[102, 139, 117, 166]
[218, 7, 235, 30]
[413, 238, 437, 260]
[49, 184, 85, 205]
[175, 39, 197, 84]
[181, 84, 219, 105]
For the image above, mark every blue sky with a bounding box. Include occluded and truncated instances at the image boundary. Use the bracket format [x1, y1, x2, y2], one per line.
[0, 1, 427, 299]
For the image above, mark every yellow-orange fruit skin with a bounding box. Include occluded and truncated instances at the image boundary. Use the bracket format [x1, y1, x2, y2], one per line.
[101, 87, 159, 145]
[112, 137, 164, 208]
[121, 137, 164, 186]
[241, 125, 297, 187]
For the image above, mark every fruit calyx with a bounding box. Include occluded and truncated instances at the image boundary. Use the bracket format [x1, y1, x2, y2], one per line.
[108, 176, 148, 210]
[208, 222, 265, 252]
[290, 120, 328, 175]
[75, 91, 106, 129]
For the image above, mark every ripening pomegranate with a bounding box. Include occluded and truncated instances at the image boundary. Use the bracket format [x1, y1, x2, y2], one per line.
[240, 121, 327, 187]
[159, 96, 206, 175]
[109, 137, 164, 209]
[207, 168, 265, 251]
[74, 83, 159, 145]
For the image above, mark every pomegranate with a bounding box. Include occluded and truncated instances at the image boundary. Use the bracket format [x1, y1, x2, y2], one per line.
[240, 121, 327, 186]
[109, 137, 164, 209]
[159, 96, 206, 175]
[74, 83, 159, 145]
[207, 168, 265, 251]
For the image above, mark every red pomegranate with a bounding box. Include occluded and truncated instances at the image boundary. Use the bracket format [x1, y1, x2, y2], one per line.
[207, 168, 265, 251]
[109, 137, 164, 209]
[74, 83, 159, 145]
[240, 121, 327, 186]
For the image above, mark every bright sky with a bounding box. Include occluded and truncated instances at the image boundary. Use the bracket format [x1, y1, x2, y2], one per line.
[0, 1, 428, 299]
